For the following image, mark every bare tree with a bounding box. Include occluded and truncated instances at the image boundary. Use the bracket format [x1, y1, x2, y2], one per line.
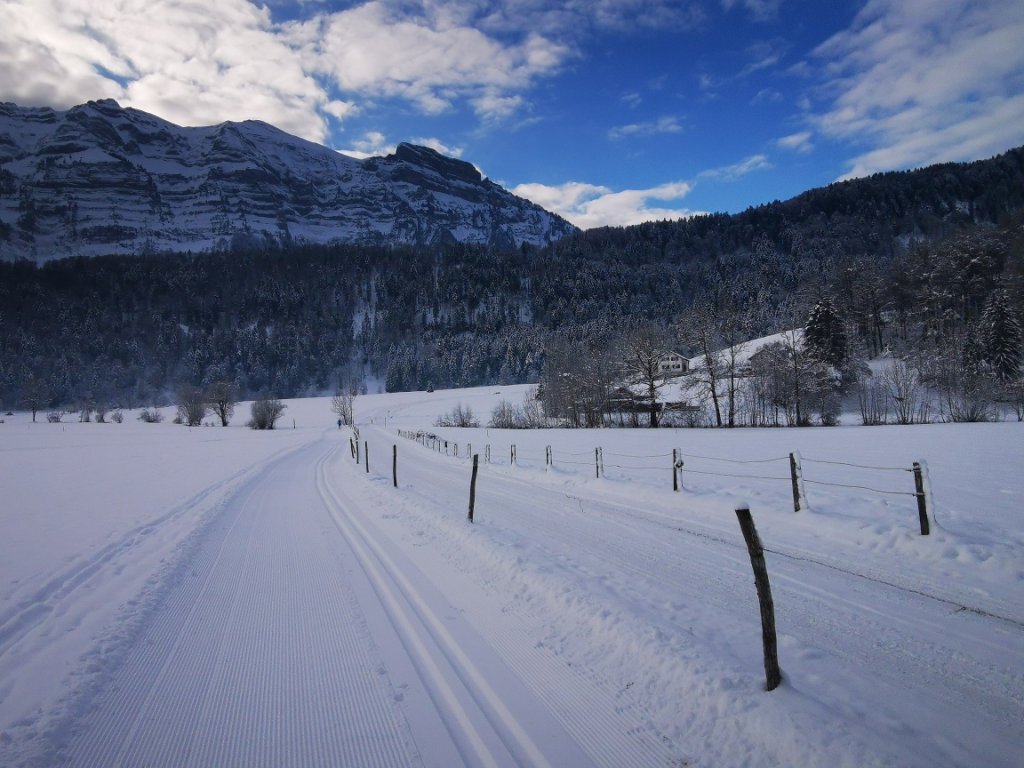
[883, 360, 920, 425]
[677, 305, 729, 427]
[620, 323, 673, 428]
[20, 375, 50, 422]
[207, 381, 238, 427]
[331, 393, 355, 426]
[176, 385, 208, 427]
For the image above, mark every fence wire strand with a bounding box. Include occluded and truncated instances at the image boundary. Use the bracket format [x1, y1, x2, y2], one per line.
[677, 451, 789, 465]
[803, 478, 915, 496]
[803, 457, 911, 472]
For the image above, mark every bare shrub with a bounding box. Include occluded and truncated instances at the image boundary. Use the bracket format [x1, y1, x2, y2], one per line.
[248, 398, 286, 430]
[137, 407, 164, 423]
[110, 410, 124, 423]
[489, 400, 522, 428]
[884, 360, 923, 425]
[857, 378, 889, 425]
[435, 403, 479, 428]
[46, 411, 63, 423]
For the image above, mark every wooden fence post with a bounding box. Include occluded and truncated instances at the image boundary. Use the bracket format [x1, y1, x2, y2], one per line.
[511, 444, 516, 465]
[789, 451, 805, 512]
[673, 448, 680, 492]
[546, 445, 552, 470]
[350, 437, 356, 460]
[393, 444, 398, 488]
[468, 454, 479, 522]
[595, 447, 601, 478]
[913, 461, 930, 535]
[485, 444, 491, 464]
[364, 441, 369, 473]
[355, 438, 360, 464]
[735, 507, 782, 692]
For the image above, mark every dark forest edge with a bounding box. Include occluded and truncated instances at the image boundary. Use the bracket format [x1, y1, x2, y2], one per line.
[2, 146, 1022, 419]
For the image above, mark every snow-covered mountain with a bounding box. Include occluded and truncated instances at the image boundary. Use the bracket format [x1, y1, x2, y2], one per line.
[0, 99, 576, 261]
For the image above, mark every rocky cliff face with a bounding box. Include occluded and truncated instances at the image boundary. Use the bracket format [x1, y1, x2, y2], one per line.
[0, 99, 576, 261]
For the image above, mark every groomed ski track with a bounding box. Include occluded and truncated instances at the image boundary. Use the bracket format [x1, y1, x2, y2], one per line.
[57, 434, 673, 767]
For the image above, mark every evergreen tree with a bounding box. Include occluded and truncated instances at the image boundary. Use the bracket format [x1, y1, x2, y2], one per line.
[979, 290, 1022, 383]
[803, 299, 848, 371]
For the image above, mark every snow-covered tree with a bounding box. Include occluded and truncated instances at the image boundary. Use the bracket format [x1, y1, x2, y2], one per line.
[979, 290, 1021, 384]
[803, 299, 848, 372]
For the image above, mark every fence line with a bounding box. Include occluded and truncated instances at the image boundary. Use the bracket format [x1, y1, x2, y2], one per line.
[393, 428, 932, 533]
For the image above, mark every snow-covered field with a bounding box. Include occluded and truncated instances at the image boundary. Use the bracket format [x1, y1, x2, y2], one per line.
[1, 385, 1022, 766]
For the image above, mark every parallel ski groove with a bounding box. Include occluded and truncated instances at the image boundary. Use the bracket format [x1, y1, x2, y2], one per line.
[60, 440, 416, 767]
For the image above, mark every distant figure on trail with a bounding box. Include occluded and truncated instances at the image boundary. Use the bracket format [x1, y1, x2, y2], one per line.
[337, 418, 342, 429]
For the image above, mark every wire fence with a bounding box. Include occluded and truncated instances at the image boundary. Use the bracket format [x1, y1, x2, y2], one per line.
[395, 428, 934, 533]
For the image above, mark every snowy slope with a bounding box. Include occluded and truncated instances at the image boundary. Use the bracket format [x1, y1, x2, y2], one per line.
[0, 100, 576, 261]
[0, 388, 1021, 766]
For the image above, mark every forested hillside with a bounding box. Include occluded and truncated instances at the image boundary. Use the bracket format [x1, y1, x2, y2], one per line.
[2, 147, 1022, 411]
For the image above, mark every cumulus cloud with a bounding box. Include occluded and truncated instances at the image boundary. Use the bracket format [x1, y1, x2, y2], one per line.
[288, 2, 571, 120]
[0, 0, 338, 141]
[811, 0, 1024, 179]
[0, 0, 585, 140]
[608, 116, 683, 140]
[512, 180, 698, 229]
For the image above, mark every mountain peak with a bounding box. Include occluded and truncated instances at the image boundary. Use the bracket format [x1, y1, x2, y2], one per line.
[392, 143, 482, 184]
[0, 101, 575, 261]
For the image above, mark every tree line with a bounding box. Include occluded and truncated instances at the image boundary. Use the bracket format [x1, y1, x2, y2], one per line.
[2, 146, 1022, 418]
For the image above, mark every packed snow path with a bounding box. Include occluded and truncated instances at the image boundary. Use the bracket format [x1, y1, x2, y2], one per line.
[57, 436, 668, 767]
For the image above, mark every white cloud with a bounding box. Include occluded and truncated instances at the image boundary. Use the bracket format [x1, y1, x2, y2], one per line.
[410, 137, 464, 158]
[512, 180, 698, 229]
[776, 130, 813, 153]
[0, 0, 580, 141]
[338, 131, 394, 159]
[608, 116, 683, 140]
[287, 2, 571, 120]
[698, 154, 772, 180]
[811, 0, 1024, 179]
[0, 0, 337, 141]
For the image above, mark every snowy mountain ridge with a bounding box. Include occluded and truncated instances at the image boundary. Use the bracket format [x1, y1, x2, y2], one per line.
[0, 99, 576, 261]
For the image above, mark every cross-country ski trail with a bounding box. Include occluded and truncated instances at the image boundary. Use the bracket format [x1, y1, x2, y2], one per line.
[55, 434, 678, 766]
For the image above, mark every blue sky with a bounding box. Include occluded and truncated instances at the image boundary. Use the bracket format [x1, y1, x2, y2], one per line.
[2, 0, 1023, 228]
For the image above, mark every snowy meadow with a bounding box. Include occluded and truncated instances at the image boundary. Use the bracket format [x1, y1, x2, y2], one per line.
[1, 385, 1022, 766]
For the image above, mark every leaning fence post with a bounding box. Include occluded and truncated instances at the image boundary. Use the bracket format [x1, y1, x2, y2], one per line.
[393, 444, 398, 488]
[468, 454, 479, 522]
[350, 437, 356, 460]
[913, 461, 930, 535]
[789, 451, 806, 512]
[735, 507, 782, 692]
